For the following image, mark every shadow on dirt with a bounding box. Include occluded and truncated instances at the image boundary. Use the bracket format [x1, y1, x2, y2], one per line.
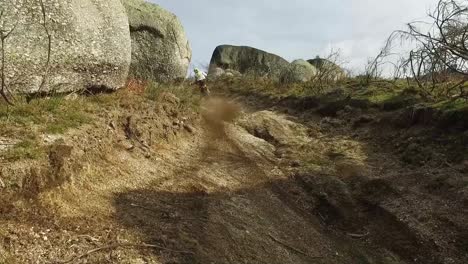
[112, 165, 432, 264]
[112, 179, 355, 264]
[112, 142, 316, 264]
[112, 125, 428, 264]
[215, 89, 468, 264]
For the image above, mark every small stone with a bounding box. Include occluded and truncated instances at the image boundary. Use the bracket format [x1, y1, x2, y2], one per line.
[64, 93, 78, 101]
[109, 121, 116, 130]
[129, 258, 146, 264]
[121, 141, 134, 150]
[183, 124, 194, 133]
[462, 160, 468, 173]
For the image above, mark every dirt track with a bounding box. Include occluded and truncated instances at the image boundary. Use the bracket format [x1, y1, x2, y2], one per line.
[96, 100, 398, 264]
[1, 96, 466, 263]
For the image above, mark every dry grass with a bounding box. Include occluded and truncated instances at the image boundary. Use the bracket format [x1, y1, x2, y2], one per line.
[0, 96, 91, 161]
[144, 80, 202, 111]
[211, 76, 468, 114]
[0, 80, 201, 162]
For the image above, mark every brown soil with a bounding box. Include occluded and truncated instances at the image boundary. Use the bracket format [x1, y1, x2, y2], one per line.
[224, 90, 468, 264]
[0, 91, 466, 264]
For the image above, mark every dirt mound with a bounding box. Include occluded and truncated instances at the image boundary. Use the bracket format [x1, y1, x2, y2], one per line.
[237, 110, 309, 146]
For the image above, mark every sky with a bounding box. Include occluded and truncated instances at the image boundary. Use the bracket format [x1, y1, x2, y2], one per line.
[150, 0, 438, 74]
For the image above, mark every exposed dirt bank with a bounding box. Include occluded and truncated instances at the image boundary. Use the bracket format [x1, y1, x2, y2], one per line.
[0, 89, 466, 264]
[220, 87, 468, 264]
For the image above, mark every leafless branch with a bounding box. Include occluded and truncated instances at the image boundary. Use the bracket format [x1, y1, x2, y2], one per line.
[368, 0, 468, 99]
[54, 242, 194, 264]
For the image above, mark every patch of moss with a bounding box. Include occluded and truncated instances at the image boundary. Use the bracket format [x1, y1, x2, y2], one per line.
[0, 96, 92, 137]
[44, 110, 90, 134]
[352, 85, 398, 104]
[369, 92, 397, 104]
[0, 96, 92, 163]
[381, 94, 421, 111]
[2, 137, 44, 161]
[431, 99, 468, 112]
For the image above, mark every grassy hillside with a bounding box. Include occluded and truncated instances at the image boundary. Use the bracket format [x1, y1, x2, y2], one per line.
[0, 81, 201, 163]
[211, 76, 468, 130]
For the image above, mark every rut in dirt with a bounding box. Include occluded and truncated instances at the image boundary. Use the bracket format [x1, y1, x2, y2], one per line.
[111, 98, 404, 264]
[113, 112, 324, 263]
[111, 99, 356, 263]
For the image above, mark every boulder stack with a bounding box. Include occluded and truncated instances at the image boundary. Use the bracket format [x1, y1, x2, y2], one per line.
[280, 59, 317, 83]
[208, 45, 289, 80]
[123, 0, 192, 82]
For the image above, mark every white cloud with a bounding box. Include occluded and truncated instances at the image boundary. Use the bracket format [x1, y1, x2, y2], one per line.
[150, 0, 439, 73]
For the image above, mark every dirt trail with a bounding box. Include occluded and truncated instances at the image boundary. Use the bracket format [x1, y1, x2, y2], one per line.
[0, 97, 444, 263]
[108, 99, 395, 264]
[115, 127, 324, 264]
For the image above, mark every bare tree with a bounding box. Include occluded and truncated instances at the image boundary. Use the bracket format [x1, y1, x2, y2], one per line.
[307, 49, 347, 92]
[369, 0, 468, 99]
[361, 30, 412, 88]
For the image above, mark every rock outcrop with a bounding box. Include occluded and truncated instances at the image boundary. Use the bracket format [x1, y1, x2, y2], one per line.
[123, 0, 192, 82]
[280, 59, 317, 83]
[208, 67, 242, 79]
[1, 0, 131, 94]
[208, 45, 289, 80]
[307, 57, 346, 80]
[210, 67, 226, 78]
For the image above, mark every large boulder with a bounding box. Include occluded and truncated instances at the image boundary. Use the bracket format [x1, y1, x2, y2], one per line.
[307, 57, 346, 81]
[123, 0, 192, 82]
[208, 45, 289, 80]
[280, 59, 317, 83]
[1, 0, 131, 94]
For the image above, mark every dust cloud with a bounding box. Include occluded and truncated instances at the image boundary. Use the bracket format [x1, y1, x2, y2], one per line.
[201, 97, 242, 139]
